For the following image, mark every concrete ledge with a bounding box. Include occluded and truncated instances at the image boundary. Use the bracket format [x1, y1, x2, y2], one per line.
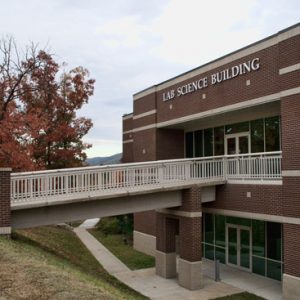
[155, 250, 177, 278]
[283, 273, 300, 300]
[133, 231, 156, 256]
[0, 227, 11, 235]
[178, 258, 203, 290]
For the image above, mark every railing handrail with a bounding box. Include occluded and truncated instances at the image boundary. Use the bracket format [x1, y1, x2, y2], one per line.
[11, 151, 282, 178]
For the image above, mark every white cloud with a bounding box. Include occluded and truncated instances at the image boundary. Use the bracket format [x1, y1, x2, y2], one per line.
[0, 0, 299, 158]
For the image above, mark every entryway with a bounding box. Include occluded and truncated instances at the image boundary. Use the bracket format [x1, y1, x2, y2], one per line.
[226, 224, 252, 271]
[225, 132, 250, 155]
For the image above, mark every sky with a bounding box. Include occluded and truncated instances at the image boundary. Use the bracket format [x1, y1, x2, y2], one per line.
[0, 0, 299, 158]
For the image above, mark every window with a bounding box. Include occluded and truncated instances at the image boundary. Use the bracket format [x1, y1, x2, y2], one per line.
[194, 130, 203, 157]
[204, 213, 214, 244]
[214, 127, 224, 156]
[265, 116, 280, 152]
[225, 121, 249, 135]
[252, 220, 265, 257]
[267, 222, 281, 261]
[185, 132, 194, 158]
[251, 119, 264, 153]
[204, 128, 213, 156]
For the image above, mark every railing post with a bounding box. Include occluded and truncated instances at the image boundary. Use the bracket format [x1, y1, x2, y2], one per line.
[158, 164, 164, 184]
[0, 168, 12, 235]
[223, 157, 228, 180]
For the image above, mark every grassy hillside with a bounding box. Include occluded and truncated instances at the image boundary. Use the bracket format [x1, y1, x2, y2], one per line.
[0, 226, 147, 300]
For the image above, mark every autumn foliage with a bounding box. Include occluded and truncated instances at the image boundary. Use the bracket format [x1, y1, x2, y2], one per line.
[0, 38, 95, 171]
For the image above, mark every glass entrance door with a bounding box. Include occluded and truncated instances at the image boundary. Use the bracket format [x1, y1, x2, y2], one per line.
[225, 133, 249, 155]
[226, 225, 251, 271]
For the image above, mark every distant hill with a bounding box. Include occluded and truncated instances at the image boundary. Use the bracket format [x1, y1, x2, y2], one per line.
[86, 153, 122, 166]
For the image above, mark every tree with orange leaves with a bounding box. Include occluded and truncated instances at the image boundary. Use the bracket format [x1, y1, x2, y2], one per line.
[0, 37, 95, 171]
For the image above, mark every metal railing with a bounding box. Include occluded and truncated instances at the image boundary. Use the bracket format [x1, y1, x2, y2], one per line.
[10, 151, 281, 205]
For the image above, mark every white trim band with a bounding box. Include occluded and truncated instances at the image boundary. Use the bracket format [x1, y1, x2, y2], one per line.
[123, 139, 133, 144]
[203, 208, 300, 225]
[133, 109, 157, 120]
[282, 170, 300, 177]
[123, 130, 133, 135]
[132, 123, 157, 133]
[279, 63, 300, 75]
[122, 114, 133, 120]
[157, 208, 202, 218]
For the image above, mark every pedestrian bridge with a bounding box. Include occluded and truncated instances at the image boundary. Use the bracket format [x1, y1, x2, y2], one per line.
[10, 151, 282, 228]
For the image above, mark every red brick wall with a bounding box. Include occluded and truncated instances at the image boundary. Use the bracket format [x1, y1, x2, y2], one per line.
[283, 223, 300, 277]
[179, 217, 202, 261]
[0, 169, 11, 228]
[156, 213, 178, 253]
[134, 210, 157, 236]
[156, 129, 184, 160]
[204, 184, 283, 216]
[281, 94, 300, 170]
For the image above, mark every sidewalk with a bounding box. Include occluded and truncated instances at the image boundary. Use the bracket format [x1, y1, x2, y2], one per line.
[74, 227, 242, 300]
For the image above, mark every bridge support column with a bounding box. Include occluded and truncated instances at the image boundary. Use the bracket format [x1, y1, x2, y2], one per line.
[0, 168, 11, 235]
[155, 212, 178, 278]
[178, 187, 203, 290]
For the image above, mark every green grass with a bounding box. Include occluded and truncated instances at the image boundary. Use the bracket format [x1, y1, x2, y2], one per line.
[11, 226, 148, 299]
[213, 292, 266, 300]
[89, 229, 155, 270]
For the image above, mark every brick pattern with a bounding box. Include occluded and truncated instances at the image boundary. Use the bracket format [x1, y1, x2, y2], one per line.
[203, 184, 283, 216]
[180, 187, 202, 212]
[156, 212, 178, 253]
[283, 223, 300, 277]
[0, 170, 11, 228]
[134, 211, 157, 236]
[282, 177, 300, 218]
[156, 129, 184, 160]
[278, 35, 300, 69]
[133, 113, 156, 129]
[281, 94, 300, 170]
[179, 216, 202, 261]
[122, 142, 133, 163]
[134, 93, 156, 115]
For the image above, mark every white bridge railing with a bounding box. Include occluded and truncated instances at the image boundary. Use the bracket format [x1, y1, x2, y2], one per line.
[11, 151, 282, 205]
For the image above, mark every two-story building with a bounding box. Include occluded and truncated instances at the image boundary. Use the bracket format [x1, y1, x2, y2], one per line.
[122, 23, 300, 298]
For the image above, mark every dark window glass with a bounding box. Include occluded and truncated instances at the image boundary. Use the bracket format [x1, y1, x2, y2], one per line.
[226, 216, 251, 227]
[205, 244, 214, 260]
[204, 213, 214, 244]
[252, 220, 265, 257]
[194, 130, 203, 157]
[265, 116, 280, 152]
[225, 121, 249, 135]
[214, 127, 224, 155]
[267, 222, 282, 261]
[215, 215, 225, 247]
[204, 128, 213, 156]
[185, 132, 194, 158]
[252, 256, 266, 276]
[215, 247, 225, 264]
[267, 260, 282, 281]
[251, 119, 264, 153]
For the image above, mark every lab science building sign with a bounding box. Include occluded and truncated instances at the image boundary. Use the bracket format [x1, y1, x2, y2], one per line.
[162, 57, 260, 101]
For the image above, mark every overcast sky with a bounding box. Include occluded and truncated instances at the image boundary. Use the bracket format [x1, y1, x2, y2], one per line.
[0, 0, 299, 157]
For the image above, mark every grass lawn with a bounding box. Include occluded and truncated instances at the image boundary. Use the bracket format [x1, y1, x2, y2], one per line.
[89, 229, 155, 270]
[213, 292, 266, 300]
[5, 226, 148, 300]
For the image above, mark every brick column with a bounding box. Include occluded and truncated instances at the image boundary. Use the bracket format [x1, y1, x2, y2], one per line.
[178, 186, 203, 290]
[283, 223, 300, 300]
[155, 213, 178, 278]
[281, 93, 300, 299]
[0, 168, 12, 235]
[155, 212, 178, 278]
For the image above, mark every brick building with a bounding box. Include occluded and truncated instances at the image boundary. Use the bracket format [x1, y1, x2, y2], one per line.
[122, 23, 300, 297]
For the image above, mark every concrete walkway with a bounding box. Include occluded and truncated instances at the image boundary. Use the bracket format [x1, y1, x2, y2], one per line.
[74, 227, 130, 275]
[74, 227, 242, 299]
[74, 226, 282, 299]
[79, 218, 100, 229]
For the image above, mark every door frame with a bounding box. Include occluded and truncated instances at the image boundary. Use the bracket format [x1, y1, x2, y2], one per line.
[225, 132, 250, 155]
[225, 223, 252, 272]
